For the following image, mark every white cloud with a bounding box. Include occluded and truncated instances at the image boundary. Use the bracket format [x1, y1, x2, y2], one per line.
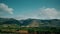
[38, 7, 60, 19]
[13, 7, 60, 20]
[0, 3, 14, 14]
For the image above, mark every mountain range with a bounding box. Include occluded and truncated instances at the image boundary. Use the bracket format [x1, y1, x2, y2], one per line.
[0, 18, 60, 27]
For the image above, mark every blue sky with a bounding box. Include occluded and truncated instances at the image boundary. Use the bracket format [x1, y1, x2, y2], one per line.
[0, 0, 60, 20]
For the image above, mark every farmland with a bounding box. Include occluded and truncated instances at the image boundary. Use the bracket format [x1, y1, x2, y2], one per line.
[0, 25, 60, 34]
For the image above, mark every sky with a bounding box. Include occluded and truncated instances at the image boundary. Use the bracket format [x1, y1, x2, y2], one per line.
[0, 0, 60, 20]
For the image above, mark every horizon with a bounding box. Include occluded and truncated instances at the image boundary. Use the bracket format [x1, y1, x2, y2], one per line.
[1, 17, 60, 20]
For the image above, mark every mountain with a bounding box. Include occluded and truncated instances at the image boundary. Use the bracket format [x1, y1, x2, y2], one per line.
[0, 18, 60, 27]
[19, 19, 60, 27]
[19, 19, 33, 26]
[0, 18, 21, 25]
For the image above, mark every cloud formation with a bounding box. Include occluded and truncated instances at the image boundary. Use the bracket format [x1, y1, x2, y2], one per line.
[38, 7, 60, 19]
[0, 3, 14, 14]
[15, 7, 60, 20]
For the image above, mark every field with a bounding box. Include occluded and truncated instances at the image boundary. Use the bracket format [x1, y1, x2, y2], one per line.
[0, 25, 60, 34]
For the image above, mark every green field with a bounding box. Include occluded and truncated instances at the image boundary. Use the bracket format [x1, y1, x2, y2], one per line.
[0, 24, 60, 34]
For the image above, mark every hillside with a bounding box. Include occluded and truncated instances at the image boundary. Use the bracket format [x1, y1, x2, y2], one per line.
[0, 18, 60, 27]
[0, 18, 21, 25]
[19, 19, 60, 27]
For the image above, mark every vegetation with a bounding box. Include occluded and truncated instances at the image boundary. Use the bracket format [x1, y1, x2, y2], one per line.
[0, 24, 60, 34]
[0, 18, 60, 34]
